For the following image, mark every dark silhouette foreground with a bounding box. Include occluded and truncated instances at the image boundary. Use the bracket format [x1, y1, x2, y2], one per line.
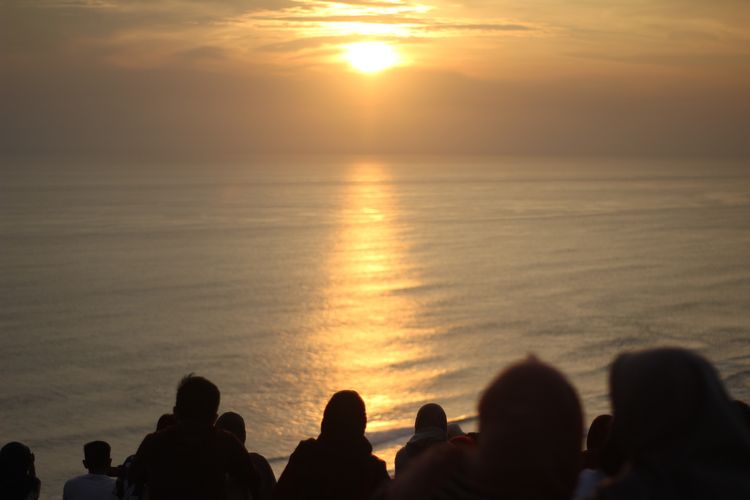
[216, 411, 277, 500]
[595, 348, 750, 500]
[274, 390, 390, 500]
[0, 442, 40, 500]
[4, 347, 750, 500]
[129, 375, 259, 500]
[383, 357, 584, 500]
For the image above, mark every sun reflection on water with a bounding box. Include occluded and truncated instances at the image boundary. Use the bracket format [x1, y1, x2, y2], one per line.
[311, 162, 436, 432]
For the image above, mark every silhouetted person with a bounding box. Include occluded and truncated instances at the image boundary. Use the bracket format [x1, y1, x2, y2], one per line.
[734, 400, 750, 429]
[274, 390, 389, 500]
[63, 441, 117, 500]
[395, 403, 448, 475]
[595, 348, 750, 500]
[384, 357, 583, 500]
[155, 413, 178, 432]
[446, 423, 465, 440]
[446, 423, 477, 450]
[129, 374, 258, 500]
[0, 442, 40, 500]
[116, 414, 177, 500]
[216, 411, 276, 500]
[571, 415, 613, 500]
[582, 414, 613, 470]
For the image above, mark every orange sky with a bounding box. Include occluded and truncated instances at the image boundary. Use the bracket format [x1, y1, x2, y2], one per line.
[2, 0, 750, 158]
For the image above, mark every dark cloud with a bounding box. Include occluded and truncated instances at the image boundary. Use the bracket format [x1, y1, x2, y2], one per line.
[259, 36, 353, 52]
[428, 22, 531, 32]
[0, 0, 297, 58]
[257, 35, 428, 52]
[253, 14, 534, 33]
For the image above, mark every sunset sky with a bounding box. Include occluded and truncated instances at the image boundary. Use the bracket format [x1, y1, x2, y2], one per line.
[3, 0, 750, 158]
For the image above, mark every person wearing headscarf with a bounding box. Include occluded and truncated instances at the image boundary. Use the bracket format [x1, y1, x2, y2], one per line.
[274, 390, 389, 500]
[0, 442, 41, 500]
[383, 356, 584, 500]
[395, 404, 449, 476]
[595, 348, 750, 500]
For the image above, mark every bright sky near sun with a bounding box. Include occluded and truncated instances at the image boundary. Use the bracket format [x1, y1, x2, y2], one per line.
[2, 0, 750, 157]
[5, 0, 748, 77]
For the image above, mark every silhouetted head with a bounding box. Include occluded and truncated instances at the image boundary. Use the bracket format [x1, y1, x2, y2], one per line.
[477, 357, 583, 500]
[216, 412, 246, 445]
[582, 414, 613, 470]
[415, 403, 448, 433]
[609, 348, 750, 462]
[174, 374, 220, 425]
[83, 441, 111, 474]
[0, 442, 39, 500]
[156, 413, 177, 432]
[0, 442, 34, 480]
[586, 414, 613, 451]
[320, 390, 367, 441]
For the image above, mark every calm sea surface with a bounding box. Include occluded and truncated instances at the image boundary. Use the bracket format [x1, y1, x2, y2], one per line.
[2, 157, 750, 498]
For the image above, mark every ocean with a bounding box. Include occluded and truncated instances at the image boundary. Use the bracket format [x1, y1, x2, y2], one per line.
[2, 156, 750, 499]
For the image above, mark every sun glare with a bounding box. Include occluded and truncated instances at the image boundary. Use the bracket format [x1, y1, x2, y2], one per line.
[344, 42, 398, 73]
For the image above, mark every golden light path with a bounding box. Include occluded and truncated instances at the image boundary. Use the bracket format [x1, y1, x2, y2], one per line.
[311, 162, 438, 440]
[344, 42, 399, 73]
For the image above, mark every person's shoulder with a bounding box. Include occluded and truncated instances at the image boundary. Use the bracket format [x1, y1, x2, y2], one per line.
[294, 438, 317, 452]
[248, 451, 272, 468]
[138, 430, 161, 446]
[288, 438, 318, 460]
[369, 454, 389, 475]
[64, 474, 90, 486]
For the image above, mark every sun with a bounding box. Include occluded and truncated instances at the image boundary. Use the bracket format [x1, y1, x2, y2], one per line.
[344, 42, 399, 73]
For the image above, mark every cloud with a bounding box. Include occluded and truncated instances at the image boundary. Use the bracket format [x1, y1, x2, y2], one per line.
[427, 22, 532, 32]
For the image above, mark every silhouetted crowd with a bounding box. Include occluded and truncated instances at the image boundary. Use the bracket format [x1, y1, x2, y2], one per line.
[3, 347, 750, 500]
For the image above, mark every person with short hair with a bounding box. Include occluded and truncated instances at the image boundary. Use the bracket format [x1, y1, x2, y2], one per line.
[395, 403, 448, 476]
[129, 374, 258, 500]
[274, 390, 390, 500]
[0, 441, 41, 500]
[63, 441, 118, 500]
